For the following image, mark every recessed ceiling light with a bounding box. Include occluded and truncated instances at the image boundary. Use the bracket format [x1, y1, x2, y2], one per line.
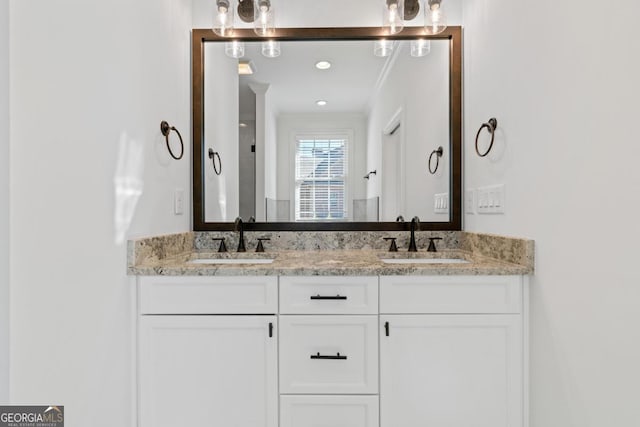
[315, 60, 332, 70]
[316, 100, 328, 107]
[239, 122, 248, 127]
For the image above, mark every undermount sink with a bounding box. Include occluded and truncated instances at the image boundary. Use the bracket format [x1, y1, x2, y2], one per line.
[380, 257, 471, 265]
[188, 257, 275, 265]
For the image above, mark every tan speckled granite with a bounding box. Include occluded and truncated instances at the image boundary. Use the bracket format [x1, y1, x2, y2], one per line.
[128, 231, 534, 276]
[459, 231, 534, 268]
[194, 230, 460, 252]
[127, 232, 194, 267]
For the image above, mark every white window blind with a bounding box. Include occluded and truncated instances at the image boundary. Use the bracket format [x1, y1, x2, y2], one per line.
[294, 135, 348, 221]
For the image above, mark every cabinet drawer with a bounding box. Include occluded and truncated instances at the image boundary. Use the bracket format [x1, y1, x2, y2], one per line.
[280, 276, 378, 314]
[138, 276, 278, 314]
[380, 275, 522, 314]
[280, 395, 379, 427]
[279, 316, 378, 394]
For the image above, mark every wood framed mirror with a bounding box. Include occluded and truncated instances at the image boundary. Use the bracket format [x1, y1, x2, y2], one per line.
[192, 26, 461, 231]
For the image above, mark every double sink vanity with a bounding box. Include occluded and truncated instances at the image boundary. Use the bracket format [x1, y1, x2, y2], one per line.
[128, 23, 534, 427]
[129, 231, 533, 427]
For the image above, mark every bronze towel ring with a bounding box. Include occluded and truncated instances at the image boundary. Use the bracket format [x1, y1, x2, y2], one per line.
[160, 121, 184, 160]
[475, 117, 498, 157]
[208, 148, 222, 175]
[428, 146, 443, 174]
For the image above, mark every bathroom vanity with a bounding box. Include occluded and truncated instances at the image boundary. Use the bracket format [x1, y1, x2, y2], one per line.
[129, 22, 532, 427]
[130, 231, 533, 427]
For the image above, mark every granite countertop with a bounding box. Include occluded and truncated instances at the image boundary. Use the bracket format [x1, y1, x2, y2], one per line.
[128, 232, 533, 276]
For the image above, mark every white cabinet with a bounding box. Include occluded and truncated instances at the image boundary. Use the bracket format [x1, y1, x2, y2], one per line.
[379, 275, 526, 427]
[139, 315, 278, 427]
[380, 315, 523, 427]
[137, 274, 527, 427]
[138, 276, 278, 427]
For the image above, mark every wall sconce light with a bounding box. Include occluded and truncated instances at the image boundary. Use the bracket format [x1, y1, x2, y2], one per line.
[374, 40, 394, 57]
[213, 0, 234, 37]
[410, 39, 431, 57]
[225, 40, 245, 58]
[382, 0, 446, 36]
[262, 40, 281, 58]
[215, 0, 276, 37]
[383, 0, 405, 35]
[425, 0, 447, 35]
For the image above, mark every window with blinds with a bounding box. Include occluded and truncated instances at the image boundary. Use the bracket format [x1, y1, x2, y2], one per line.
[294, 135, 348, 221]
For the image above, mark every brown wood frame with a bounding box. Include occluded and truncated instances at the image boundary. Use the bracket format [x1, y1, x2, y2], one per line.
[192, 26, 462, 232]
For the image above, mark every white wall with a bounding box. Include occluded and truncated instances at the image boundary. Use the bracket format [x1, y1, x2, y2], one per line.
[0, 0, 9, 404]
[366, 41, 450, 221]
[9, 0, 192, 425]
[462, 1, 640, 425]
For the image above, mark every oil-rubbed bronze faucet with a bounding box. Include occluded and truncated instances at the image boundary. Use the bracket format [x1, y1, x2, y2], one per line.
[408, 216, 420, 252]
[234, 217, 246, 252]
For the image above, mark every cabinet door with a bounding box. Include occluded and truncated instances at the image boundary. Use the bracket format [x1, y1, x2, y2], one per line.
[139, 316, 277, 427]
[380, 315, 523, 427]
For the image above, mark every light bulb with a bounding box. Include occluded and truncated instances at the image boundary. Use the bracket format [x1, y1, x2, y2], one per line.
[213, 0, 234, 37]
[254, 0, 275, 37]
[425, 0, 447, 35]
[383, 0, 404, 35]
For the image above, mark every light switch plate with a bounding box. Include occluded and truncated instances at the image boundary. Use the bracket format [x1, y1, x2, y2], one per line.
[476, 184, 505, 214]
[465, 189, 475, 214]
[434, 192, 449, 214]
[174, 189, 185, 215]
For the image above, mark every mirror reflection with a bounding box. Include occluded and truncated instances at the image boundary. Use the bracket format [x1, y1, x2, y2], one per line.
[203, 39, 450, 223]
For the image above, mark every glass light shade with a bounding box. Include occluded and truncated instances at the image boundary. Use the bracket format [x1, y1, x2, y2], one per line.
[225, 41, 245, 58]
[374, 40, 394, 57]
[383, 0, 404, 35]
[254, 0, 275, 37]
[213, 0, 234, 37]
[262, 40, 281, 58]
[425, 1, 447, 35]
[410, 39, 431, 57]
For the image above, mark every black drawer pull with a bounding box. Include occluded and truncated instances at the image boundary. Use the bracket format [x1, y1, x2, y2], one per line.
[310, 294, 347, 300]
[310, 352, 347, 360]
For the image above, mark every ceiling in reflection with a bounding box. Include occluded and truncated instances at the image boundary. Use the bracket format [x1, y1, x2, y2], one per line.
[239, 41, 391, 117]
